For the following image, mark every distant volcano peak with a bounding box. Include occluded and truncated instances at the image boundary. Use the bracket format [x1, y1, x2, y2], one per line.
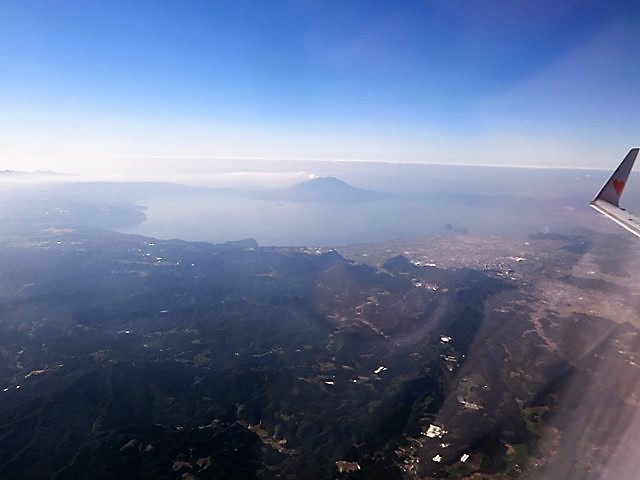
[293, 176, 357, 190]
[257, 176, 385, 203]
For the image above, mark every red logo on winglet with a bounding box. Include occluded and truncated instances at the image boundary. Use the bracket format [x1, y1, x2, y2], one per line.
[613, 179, 625, 196]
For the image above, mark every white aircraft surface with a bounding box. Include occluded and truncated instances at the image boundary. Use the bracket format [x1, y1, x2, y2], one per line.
[590, 148, 640, 237]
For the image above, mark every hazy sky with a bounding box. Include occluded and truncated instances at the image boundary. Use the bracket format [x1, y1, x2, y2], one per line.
[2, 0, 640, 173]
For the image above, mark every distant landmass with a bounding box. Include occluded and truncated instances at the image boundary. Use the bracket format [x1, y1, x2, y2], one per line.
[0, 169, 69, 177]
[54, 181, 236, 202]
[253, 176, 387, 203]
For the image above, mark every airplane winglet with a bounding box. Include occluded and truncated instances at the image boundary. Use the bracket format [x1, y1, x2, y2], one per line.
[591, 148, 639, 207]
[590, 148, 640, 238]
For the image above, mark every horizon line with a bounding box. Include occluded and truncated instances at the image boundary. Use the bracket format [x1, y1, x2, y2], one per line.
[5, 154, 615, 173]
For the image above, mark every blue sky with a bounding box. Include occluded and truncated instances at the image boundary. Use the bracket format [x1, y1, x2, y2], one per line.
[1, 0, 640, 172]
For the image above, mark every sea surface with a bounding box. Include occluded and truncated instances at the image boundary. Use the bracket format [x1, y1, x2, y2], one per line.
[120, 163, 620, 246]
